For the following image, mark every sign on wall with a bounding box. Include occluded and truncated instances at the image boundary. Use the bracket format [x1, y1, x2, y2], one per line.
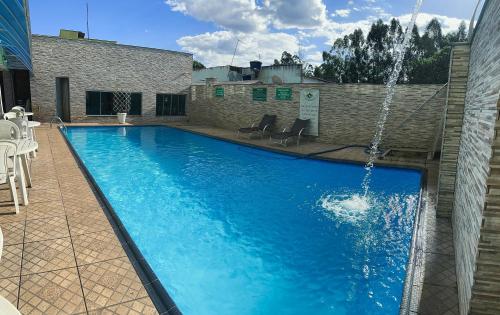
[214, 87, 224, 97]
[275, 87, 292, 100]
[299, 89, 320, 136]
[252, 88, 267, 101]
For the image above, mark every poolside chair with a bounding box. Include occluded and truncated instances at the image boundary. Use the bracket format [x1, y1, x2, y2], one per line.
[8, 118, 29, 139]
[0, 120, 37, 205]
[0, 295, 21, 315]
[270, 118, 310, 147]
[2, 112, 17, 120]
[237, 114, 277, 139]
[0, 141, 19, 213]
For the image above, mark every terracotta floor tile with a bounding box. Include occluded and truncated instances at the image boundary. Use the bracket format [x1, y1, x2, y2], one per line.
[413, 282, 459, 315]
[73, 230, 127, 266]
[79, 257, 148, 311]
[28, 188, 62, 204]
[67, 211, 112, 236]
[22, 238, 76, 275]
[0, 244, 23, 278]
[26, 200, 66, 220]
[87, 297, 159, 315]
[19, 267, 86, 315]
[24, 216, 70, 242]
[0, 191, 23, 214]
[0, 276, 20, 306]
[0, 206, 27, 223]
[423, 253, 457, 288]
[1, 220, 25, 245]
[29, 180, 60, 192]
[61, 189, 96, 201]
[63, 202, 102, 215]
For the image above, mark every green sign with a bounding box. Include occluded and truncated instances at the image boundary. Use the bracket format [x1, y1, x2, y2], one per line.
[214, 87, 224, 97]
[275, 87, 292, 100]
[252, 88, 267, 101]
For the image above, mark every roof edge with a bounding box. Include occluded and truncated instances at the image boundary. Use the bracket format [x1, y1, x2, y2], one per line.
[31, 34, 192, 57]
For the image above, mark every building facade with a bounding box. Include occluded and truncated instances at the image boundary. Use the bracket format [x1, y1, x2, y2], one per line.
[0, 0, 32, 113]
[30, 34, 192, 122]
[193, 64, 325, 84]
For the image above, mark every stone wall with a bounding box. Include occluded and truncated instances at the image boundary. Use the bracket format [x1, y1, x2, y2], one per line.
[437, 44, 470, 218]
[189, 83, 446, 151]
[444, 0, 500, 314]
[30, 35, 192, 121]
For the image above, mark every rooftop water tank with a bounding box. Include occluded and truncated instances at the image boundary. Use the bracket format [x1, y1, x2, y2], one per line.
[250, 60, 262, 71]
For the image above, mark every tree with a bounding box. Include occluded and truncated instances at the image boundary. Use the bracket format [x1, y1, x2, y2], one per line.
[445, 21, 467, 43]
[274, 51, 302, 65]
[193, 60, 205, 70]
[408, 47, 451, 83]
[366, 19, 392, 83]
[312, 17, 466, 84]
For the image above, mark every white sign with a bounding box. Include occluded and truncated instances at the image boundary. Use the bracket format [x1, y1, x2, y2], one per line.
[299, 89, 320, 136]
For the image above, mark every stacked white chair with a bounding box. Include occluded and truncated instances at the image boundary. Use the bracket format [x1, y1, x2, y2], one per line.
[0, 109, 35, 315]
[0, 141, 19, 213]
[0, 120, 37, 207]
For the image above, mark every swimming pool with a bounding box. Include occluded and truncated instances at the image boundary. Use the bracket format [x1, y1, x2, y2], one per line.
[66, 126, 422, 315]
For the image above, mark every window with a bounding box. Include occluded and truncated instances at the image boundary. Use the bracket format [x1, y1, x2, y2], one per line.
[86, 91, 142, 115]
[156, 94, 186, 116]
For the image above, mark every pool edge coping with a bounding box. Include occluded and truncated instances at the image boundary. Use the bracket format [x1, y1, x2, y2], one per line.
[66, 123, 429, 172]
[60, 125, 429, 315]
[399, 170, 428, 314]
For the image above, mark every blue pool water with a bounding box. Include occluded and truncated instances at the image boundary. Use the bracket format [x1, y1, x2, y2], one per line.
[66, 126, 421, 315]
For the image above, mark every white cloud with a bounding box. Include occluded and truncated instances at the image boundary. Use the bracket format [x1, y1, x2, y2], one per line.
[332, 9, 351, 18]
[306, 11, 468, 46]
[264, 0, 329, 29]
[177, 31, 299, 67]
[165, 0, 330, 32]
[399, 12, 466, 34]
[169, 0, 468, 67]
[304, 51, 323, 65]
[165, 0, 267, 32]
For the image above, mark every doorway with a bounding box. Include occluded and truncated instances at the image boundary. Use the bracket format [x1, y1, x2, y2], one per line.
[56, 77, 70, 122]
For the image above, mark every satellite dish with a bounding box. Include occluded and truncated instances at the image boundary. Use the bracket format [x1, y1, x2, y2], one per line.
[272, 75, 283, 84]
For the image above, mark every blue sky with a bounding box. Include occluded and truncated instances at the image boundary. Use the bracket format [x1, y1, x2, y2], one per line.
[30, 0, 479, 67]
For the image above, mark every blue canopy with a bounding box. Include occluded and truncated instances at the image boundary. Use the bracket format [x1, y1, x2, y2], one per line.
[0, 0, 32, 71]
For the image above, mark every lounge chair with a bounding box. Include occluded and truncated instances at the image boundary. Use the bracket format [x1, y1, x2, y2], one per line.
[270, 118, 310, 147]
[237, 114, 276, 139]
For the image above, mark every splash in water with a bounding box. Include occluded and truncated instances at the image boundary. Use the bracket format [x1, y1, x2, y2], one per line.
[362, 0, 424, 196]
[319, 194, 371, 223]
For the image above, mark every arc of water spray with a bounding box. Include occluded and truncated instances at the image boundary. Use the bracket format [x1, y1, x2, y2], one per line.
[362, 0, 423, 196]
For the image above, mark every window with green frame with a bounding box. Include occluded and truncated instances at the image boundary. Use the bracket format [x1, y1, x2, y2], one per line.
[156, 94, 186, 116]
[86, 91, 142, 115]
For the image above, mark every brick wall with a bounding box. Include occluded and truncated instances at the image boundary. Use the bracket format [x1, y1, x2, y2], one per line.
[189, 83, 446, 151]
[30, 35, 192, 122]
[437, 44, 470, 218]
[442, 0, 500, 314]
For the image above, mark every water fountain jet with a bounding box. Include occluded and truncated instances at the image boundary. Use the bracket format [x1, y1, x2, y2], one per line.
[362, 0, 424, 196]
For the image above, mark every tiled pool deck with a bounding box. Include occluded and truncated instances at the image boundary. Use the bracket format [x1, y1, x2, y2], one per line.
[0, 126, 160, 314]
[0, 123, 458, 314]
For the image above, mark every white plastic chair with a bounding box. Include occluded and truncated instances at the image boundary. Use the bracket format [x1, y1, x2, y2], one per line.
[8, 118, 28, 140]
[2, 112, 17, 121]
[0, 141, 19, 213]
[0, 121, 32, 205]
[9, 107, 25, 117]
[0, 295, 21, 315]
